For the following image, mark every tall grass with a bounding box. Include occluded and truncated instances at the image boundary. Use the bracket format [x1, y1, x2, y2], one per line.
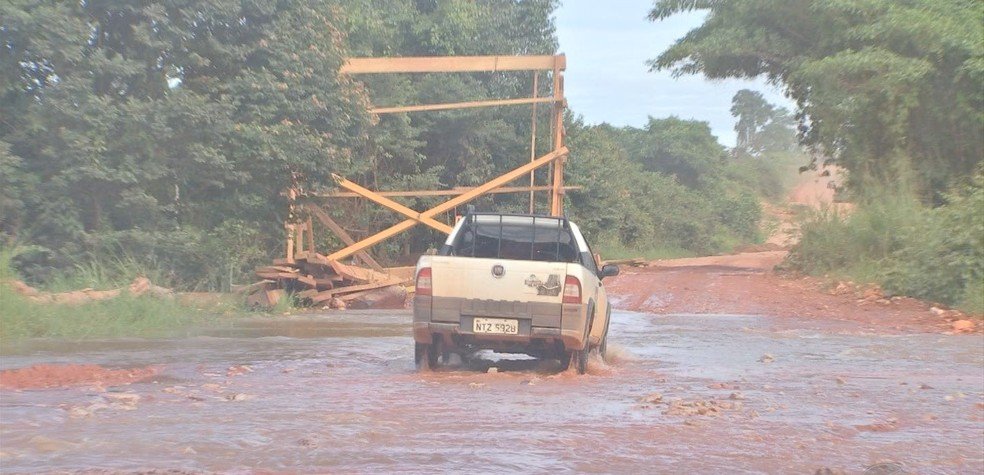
[787, 174, 983, 314]
[0, 248, 241, 340]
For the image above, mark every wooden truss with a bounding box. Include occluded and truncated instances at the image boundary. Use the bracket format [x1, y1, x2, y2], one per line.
[285, 54, 570, 265]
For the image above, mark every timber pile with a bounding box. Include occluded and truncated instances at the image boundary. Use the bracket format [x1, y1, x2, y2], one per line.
[245, 251, 412, 308]
[601, 257, 649, 268]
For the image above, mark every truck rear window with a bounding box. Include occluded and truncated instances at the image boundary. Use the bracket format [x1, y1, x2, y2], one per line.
[446, 215, 579, 263]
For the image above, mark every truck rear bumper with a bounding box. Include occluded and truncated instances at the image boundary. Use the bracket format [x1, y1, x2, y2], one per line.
[414, 295, 589, 350]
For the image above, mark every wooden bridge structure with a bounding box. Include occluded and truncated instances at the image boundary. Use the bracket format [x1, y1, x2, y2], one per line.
[250, 55, 573, 307]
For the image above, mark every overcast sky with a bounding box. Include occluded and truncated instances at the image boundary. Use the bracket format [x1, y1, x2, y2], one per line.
[554, 0, 794, 146]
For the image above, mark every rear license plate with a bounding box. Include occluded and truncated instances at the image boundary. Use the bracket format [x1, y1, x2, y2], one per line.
[473, 318, 519, 335]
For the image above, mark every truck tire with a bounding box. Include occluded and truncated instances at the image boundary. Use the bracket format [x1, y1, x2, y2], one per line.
[598, 305, 611, 361]
[415, 342, 440, 371]
[570, 347, 588, 375]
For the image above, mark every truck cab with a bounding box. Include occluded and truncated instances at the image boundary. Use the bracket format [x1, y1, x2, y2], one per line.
[413, 213, 619, 374]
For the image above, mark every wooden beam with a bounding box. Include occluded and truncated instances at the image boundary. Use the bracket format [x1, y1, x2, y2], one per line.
[304, 204, 385, 272]
[422, 146, 568, 218]
[341, 55, 565, 74]
[550, 67, 566, 216]
[313, 185, 580, 198]
[370, 96, 557, 115]
[324, 147, 568, 263]
[331, 175, 453, 234]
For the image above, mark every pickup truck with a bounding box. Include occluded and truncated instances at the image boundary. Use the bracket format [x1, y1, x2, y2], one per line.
[413, 212, 619, 374]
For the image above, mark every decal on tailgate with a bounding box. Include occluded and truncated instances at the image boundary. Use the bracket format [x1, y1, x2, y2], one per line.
[524, 274, 561, 296]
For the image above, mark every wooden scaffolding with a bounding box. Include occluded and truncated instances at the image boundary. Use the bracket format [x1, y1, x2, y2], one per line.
[252, 55, 571, 307]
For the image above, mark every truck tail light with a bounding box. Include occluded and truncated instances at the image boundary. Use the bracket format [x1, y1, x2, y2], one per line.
[416, 267, 432, 296]
[563, 275, 581, 304]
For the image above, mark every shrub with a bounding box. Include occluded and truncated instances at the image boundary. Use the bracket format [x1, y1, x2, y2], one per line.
[788, 172, 984, 313]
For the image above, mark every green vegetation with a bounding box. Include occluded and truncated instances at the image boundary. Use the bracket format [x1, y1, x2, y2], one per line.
[567, 99, 800, 258]
[788, 173, 984, 313]
[5, 0, 976, 315]
[1, 0, 787, 292]
[651, 0, 983, 311]
[0, 248, 241, 340]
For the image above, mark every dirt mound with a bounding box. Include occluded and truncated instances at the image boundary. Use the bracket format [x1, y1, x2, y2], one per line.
[0, 364, 162, 390]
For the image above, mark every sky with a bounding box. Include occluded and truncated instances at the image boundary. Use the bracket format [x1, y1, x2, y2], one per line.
[553, 0, 794, 146]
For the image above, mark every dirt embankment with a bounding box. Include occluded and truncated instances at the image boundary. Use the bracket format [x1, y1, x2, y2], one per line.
[606, 168, 977, 335]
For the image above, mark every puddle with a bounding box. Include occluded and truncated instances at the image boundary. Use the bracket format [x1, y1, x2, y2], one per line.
[1, 310, 981, 472]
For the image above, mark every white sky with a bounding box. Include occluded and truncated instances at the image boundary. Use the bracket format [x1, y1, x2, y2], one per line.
[554, 0, 794, 146]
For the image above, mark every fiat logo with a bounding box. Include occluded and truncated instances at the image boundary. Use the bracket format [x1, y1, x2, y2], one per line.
[491, 264, 505, 278]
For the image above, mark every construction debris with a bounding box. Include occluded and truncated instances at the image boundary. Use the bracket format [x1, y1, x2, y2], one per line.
[246, 252, 413, 309]
[602, 257, 649, 268]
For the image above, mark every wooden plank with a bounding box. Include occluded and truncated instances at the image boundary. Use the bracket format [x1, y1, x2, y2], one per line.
[324, 147, 568, 263]
[296, 288, 320, 299]
[422, 148, 569, 218]
[305, 218, 314, 255]
[255, 265, 299, 273]
[255, 271, 301, 280]
[296, 274, 317, 288]
[296, 251, 332, 266]
[246, 288, 284, 308]
[328, 261, 392, 284]
[231, 280, 275, 294]
[371, 96, 558, 115]
[338, 289, 377, 302]
[313, 185, 580, 198]
[314, 278, 337, 289]
[331, 175, 453, 234]
[285, 223, 295, 264]
[340, 55, 564, 74]
[310, 278, 403, 303]
[551, 67, 566, 216]
[304, 204, 385, 272]
[384, 266, 416, 283]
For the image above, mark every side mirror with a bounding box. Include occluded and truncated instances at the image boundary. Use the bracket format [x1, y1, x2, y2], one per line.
[599, 264, 620, 279]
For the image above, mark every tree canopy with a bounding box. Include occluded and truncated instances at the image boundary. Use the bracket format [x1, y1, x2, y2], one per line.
[649, 0, 984, 201]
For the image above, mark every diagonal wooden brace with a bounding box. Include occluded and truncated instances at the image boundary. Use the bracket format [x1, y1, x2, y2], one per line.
[325, 147, 569, 262]
[331, 174, 453, 234]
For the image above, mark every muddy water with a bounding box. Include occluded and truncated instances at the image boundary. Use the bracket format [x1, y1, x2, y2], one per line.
[1, 310, 982, 473]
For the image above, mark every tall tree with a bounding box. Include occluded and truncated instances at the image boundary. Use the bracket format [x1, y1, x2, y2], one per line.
[649, 0, 984, 200]
[730, 89, 796, 157]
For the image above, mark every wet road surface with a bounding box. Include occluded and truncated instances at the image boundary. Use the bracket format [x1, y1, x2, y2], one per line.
[1, 310, 982, 473]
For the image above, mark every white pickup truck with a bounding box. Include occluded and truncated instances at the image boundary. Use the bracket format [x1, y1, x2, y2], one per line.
[413, 213, 619, 374]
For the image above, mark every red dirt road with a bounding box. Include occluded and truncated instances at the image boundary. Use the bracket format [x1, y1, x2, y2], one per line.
[606, 251, 976, 335]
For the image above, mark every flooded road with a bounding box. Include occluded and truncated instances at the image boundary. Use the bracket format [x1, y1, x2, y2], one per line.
[1, 310, 982, 473]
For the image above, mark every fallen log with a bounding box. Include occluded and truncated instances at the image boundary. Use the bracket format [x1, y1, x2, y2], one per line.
[5, 277, 173, 305]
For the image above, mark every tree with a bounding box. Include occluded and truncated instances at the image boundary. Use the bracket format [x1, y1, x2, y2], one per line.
[649, 0, 984, 201]
[730, 89, 796, 157]
[628, 116, 728, 188]
[0, 0, 373, 287]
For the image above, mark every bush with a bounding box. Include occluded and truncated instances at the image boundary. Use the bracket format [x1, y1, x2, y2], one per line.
[788, 173, 984, 313]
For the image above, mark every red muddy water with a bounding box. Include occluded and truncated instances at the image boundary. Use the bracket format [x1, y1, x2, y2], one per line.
[1, 309, 982, 473]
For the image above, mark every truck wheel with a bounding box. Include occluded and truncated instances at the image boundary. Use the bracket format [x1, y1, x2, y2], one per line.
[415, 342, 440, 371]
[568, 348, 588, 375]
[598, 334, 608, 361]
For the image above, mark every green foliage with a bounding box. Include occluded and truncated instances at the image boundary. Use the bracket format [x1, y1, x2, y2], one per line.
[731, 89, 798, 157]
[788, 172, 984, 312]
[0, 248, 233, 340]
[650, 0, 983, 202]
[566, 117, 768, 257]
